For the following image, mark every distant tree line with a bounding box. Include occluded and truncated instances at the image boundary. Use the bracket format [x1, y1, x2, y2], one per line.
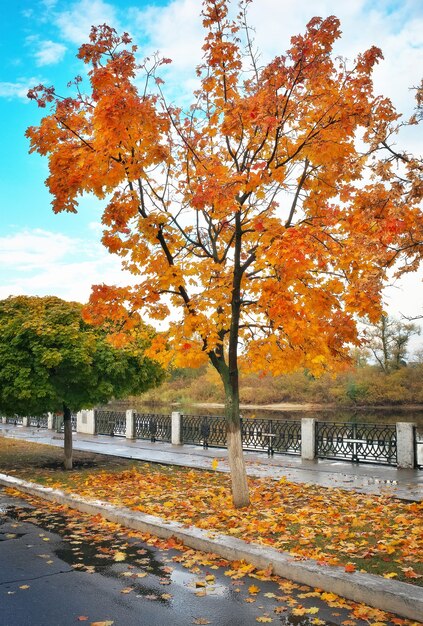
[141, 316, 422, 407]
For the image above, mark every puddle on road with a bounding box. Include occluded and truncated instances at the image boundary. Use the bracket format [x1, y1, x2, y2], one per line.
[6, 503, 228, 604]
[280, 617, 339, 626]
[0, 532, 25, 541]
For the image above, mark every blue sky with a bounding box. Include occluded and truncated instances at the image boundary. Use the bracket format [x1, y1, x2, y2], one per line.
[1, 0, 422, 345]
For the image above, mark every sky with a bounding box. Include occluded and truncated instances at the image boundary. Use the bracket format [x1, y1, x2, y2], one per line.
[1, 0, 422, 348]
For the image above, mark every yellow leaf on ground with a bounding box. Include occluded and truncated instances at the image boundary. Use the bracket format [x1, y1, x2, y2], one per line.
[113, 551, 126, 562]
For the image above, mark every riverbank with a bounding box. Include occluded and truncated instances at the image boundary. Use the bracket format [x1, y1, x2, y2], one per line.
[189, 401, 423, 412]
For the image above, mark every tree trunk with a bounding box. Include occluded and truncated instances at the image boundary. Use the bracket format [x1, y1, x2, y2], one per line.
[222, 369, 250, 508]
[211, 209, 250, 508]
[63, 404, 73, 470]
[226, 413, 250, 508]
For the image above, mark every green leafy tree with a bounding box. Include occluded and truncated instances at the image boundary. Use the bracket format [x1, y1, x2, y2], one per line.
[0, 296, 164, 469]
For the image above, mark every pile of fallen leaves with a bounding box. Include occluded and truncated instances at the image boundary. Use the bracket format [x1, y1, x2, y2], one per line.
[27, 461, 422, 584]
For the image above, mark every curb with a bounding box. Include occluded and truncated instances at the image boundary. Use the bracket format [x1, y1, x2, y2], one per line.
[1, 473, 422, 622]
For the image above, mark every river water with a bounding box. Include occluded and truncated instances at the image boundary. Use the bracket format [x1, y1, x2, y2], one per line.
[105, 401, 423, 428]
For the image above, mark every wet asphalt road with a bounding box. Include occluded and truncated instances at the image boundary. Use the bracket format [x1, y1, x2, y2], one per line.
[0, 488, 405, 626]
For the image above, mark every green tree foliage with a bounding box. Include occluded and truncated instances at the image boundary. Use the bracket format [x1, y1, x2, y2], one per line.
[0, 296, 164, 467]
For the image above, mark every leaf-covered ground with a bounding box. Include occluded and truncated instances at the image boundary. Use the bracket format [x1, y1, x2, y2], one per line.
[3, 488, 422, 626]
[1, 438, 421, 586]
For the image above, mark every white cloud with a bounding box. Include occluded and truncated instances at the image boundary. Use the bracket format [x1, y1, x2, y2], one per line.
[0, 230, 75, 270]
[33, 40, 67, 66]
[114, 0, 423, 136]
[55, 0, 119, 45]
[0, 77, 43, 101]
[246, 0, 423, 118]
[0, 229, 132, 304]
[129, 0, 204, 70]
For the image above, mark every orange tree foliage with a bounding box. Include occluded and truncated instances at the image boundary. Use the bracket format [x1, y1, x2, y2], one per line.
[26, 0, 422, 506]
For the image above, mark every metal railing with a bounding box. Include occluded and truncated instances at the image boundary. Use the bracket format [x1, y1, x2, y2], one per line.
[316, 422, 397, 465]
[181, 414, 301, 456]
[94, 409, 126, 436]
[28, 415, 48, 428]
[134, 413, 171, 442]
[135, 413, 172, 443]
[242, 417, 301, 455]
[182, 414, 227, 448]
[5, 416, 23, 425]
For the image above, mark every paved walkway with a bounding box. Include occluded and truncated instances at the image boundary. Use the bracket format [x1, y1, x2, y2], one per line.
[1, 423, 422, 501]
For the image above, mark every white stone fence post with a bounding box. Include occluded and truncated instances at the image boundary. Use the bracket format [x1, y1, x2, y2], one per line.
[171, 411, 182, 445]
[76, 409, 96, 435]
[396, 422, 415, 469]
[126, 410, 136, 439]
[301, 418, 316, 461]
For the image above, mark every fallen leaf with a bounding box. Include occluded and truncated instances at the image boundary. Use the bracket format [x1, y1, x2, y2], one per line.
[19, 585, 30, 590]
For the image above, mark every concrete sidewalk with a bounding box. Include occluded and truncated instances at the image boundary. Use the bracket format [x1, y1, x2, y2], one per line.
[0, 423, 422, 501]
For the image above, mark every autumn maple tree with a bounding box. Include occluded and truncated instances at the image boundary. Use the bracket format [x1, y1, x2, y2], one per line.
[0, 296, 163, 469]
[26, 0, 422, 506]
